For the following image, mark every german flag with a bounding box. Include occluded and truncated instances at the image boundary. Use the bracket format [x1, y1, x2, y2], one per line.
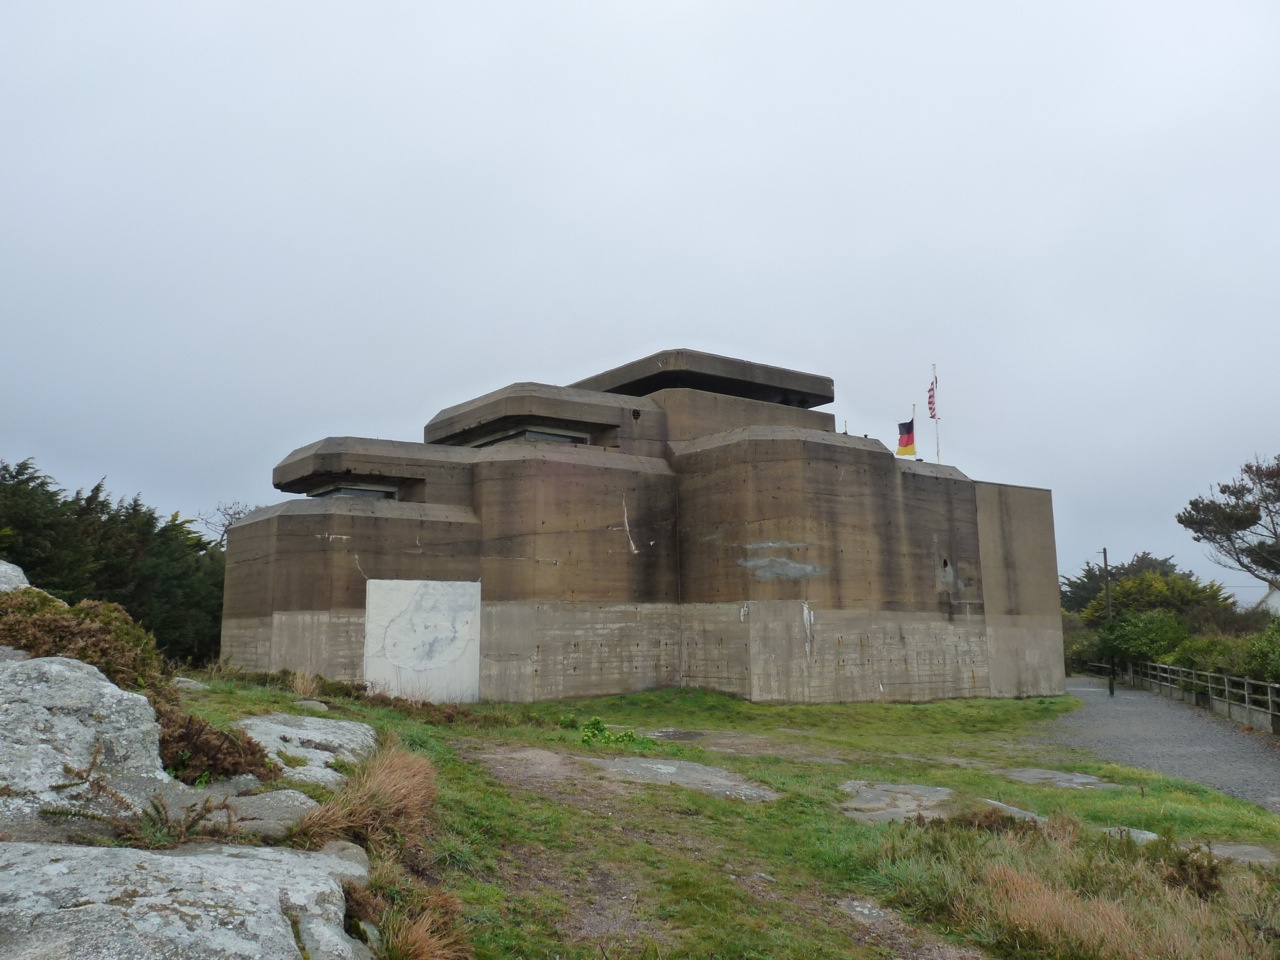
[896, 418, 916, 457]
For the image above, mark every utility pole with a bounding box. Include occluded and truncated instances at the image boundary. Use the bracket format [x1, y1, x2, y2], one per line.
[1103, 547, 1114, 697]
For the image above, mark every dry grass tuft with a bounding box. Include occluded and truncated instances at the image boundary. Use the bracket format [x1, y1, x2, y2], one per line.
[293, 740, 437, 854]
[289, 670, 321, 699]
[872, 812, 1280, 960]
[379, 904, 473, 960]
[323, 751, 472, 960]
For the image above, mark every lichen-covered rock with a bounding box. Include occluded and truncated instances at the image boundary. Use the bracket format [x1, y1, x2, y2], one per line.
[0, 657, 166, 805]
[0, 560, 29, 593]
[0, 841, 371, 960]
[238, 714, 378, 788]
[0, 645, 30, 668]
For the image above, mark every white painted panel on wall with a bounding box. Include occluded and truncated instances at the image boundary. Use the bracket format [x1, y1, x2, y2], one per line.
[364, 580, 481, 702]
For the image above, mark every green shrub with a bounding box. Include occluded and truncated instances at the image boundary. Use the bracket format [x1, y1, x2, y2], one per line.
[0, 589, 174, 704]
[0, 588, 274, 785]
[1097, 609, 1190, 662]
[1242, 618, 1280, 682]
[1082, 571, 1233, 629]
[579, 716, 655, 748]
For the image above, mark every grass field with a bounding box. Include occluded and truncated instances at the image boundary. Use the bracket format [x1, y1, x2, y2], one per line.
[184, 676, 1280, 960]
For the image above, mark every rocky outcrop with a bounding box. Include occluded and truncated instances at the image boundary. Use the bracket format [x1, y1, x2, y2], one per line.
[0, 560, 29, 592]
[0, 841, 371, 960]
[0, 656, 168, 809]
[238, 713, 379, 788]
[0, 623, 382, 958]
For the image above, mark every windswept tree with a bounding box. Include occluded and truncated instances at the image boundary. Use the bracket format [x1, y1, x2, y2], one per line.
[1079, 570, 1233, 628]
[197, 500, 259, 548]
[0, 459, 224, 663]
[1176, 454, 1280, 587]
[1059, 551, 1180, 613]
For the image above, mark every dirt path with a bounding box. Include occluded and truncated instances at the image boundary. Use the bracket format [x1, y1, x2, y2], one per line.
[1041, 675, 1280, 812]
[462, 742, 987, 958]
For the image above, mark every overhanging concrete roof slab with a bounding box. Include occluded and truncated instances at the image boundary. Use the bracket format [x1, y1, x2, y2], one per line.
[425, 383, 664, 445]
[273, 437, 475, 492]
[570, 348, 834, 409]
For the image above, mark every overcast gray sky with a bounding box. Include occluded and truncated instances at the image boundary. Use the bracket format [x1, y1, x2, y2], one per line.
[2, 2, 1276, 604]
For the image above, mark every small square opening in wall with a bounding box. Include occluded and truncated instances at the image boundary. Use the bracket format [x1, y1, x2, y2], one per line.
[364, 580, 481, 702]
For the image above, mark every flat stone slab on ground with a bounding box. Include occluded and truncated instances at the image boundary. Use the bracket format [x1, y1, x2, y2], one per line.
[998, 767, 1121, 789]
[838, 896, 987, 959]
[983, 799, 1043, 822]
[839, 781, 953, 822]
[648, 728, 707, 742]
[238, 713, 378, 788]
[582, 757, 781, 802]
[1099, 828, 1278, 865]
[1208, 843, 1278, 864]
[0, 841, 370, 960]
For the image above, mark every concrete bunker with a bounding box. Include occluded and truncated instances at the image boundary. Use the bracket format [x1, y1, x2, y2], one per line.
[221, 349, 1064, 703]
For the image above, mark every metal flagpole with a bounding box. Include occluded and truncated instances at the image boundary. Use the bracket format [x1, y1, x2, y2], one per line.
[929, 364, 941, 463]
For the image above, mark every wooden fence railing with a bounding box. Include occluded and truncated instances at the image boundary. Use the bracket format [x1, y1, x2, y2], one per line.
[1078, 660, 1280, 734]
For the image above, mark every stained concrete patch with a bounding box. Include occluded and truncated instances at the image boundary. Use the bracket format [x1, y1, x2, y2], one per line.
[839, 781, 953, 822]
[582, 757, 781, 802]
[998, 767, 1121, 789]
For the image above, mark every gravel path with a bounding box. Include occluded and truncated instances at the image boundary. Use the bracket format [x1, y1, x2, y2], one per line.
[1041, 675, 1280, 813]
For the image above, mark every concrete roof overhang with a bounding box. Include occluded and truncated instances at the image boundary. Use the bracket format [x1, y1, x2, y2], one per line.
[570, 348, 834, 409]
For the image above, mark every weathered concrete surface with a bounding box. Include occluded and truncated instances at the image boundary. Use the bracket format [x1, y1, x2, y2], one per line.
[650, 387, 835, 442]
[425, 383, 669, 457]
[237, 713, 378, 788]
[482, 602, 681, 702]
[0, 842, 370, 960]
[681, 601, 992, 704]
[570, 348, 835, 409]
[975, 482, 1064, 697]
[224, 350, 1064, 704]
[582, 757, 781, 802]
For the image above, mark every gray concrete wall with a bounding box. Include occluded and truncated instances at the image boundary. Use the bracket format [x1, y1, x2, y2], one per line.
[740, 603, 991, 703]
[480, 601, 681, 702]
[222, 360, 1064, 704]
[678, 601, 988, 703]
[975, 482, 1066, 697]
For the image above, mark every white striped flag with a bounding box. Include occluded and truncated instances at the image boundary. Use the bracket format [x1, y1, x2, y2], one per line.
[928, 374, 939, 420]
